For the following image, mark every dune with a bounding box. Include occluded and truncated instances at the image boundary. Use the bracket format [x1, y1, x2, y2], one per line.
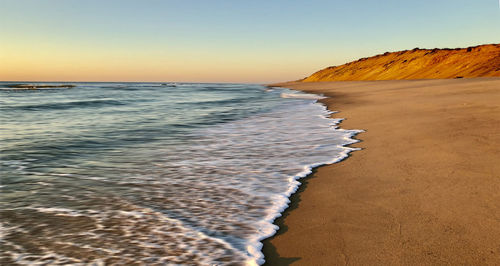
[264, 44, 500, 264]
[303, 44, 500, 82]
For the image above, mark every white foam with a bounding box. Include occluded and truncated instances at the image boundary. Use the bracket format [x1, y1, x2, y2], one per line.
[280, 92, 326, 100]
[28, 207, 84, 217]
[240, 98, 361, 265]
[185, 92, 362, 265]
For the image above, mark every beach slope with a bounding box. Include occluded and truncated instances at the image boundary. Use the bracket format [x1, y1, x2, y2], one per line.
[264, 78, 500, 265]
[303, 44, 500, 81]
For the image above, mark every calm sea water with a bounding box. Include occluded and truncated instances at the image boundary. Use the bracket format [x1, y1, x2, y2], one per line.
[0, 82, 360, 265]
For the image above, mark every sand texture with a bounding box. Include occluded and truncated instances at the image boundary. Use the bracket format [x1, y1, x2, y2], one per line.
[303, 44, 500, 82]
[264, 78, 500, 265]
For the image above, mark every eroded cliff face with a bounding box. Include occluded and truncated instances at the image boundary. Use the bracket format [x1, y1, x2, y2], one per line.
[303, 44, 500, 82]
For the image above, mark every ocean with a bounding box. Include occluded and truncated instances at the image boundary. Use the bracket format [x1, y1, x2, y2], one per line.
[0, 82, 360, 265]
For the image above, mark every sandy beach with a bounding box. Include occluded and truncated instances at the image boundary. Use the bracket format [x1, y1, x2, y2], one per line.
[264, 78, 500, 265]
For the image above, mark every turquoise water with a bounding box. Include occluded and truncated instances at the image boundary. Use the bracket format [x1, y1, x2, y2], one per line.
[0, 82, 359, 265]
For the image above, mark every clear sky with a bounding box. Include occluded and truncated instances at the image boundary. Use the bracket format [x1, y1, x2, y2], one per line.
[1, 0, 499, 83]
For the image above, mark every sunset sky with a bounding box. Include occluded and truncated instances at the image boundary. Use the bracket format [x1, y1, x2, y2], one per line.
[1, 0, 499, 83]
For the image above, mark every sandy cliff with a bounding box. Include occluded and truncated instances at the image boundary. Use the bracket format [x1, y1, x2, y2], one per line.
[303, 44, 500, 82]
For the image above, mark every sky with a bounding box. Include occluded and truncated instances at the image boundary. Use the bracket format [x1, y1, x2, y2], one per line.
[1, 0, 499, 83]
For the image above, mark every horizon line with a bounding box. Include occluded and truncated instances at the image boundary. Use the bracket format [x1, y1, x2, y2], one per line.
[0, 80, 267, 84]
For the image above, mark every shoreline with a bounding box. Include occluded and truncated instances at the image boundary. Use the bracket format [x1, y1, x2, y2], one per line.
[261, 97, 364, 265]
[255, 96, 362, 265]
[262, 77, 500, 265]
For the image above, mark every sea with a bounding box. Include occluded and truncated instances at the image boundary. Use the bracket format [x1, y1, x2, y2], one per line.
[0, 82, 360, 265]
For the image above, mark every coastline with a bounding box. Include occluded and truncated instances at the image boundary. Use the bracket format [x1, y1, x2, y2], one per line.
[263, 78, 500, 265]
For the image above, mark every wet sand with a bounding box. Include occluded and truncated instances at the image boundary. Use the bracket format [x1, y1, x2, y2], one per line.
[263, 78, 500, 265]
